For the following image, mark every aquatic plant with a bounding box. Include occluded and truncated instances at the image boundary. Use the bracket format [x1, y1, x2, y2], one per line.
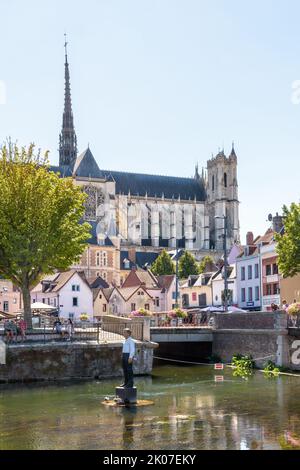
[231, 354, 255, 379]
[263, 360, 281, 378]
[207, 354, 222, 364]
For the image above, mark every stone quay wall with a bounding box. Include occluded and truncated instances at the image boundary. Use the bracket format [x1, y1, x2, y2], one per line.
[0, 340, 158, 383]
[211, 311, 297, 369]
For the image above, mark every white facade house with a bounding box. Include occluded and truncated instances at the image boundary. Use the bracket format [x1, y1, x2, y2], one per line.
[211, 265, 237, 307]
[180, 273, 214, 308]
[31, 270, 94, 321]
[236, 250, 261, 311]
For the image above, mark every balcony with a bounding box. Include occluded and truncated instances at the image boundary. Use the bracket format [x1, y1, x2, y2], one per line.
[266, 274, 279, 283]
[262, 295, 281, 307]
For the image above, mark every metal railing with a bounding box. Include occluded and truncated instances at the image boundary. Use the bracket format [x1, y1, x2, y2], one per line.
[150, 312, 211, 327]
[0, 321, 144, 344]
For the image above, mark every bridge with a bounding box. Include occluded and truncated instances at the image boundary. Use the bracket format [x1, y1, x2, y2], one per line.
[150, 326, 213, 362]
[150, 312, 300, 369]
[150, 326, 213, 343]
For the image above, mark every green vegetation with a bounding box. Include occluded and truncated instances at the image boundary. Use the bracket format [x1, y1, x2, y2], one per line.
[199, 255, 214, 273]
[151, 249, 175, 275]
[276, 203, 300, 277]
[207, 354, 222, 364]
[263, 360, 281, 378]
[0, 142, 91, 329]
[178, 250, 199, 278]
[231, 354, 255, 379]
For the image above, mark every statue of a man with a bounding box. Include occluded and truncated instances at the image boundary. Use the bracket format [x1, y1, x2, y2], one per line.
[120, 328, 135, 388]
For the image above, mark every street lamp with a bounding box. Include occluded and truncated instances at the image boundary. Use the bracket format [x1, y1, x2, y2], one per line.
[175, 237, 179, 308]
[215, 213, 229, 312]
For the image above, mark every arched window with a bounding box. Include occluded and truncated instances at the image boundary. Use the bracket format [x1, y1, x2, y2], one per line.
[212, 175, 215, 191]
[96, 251, 107, 267]
[224, 172, 227, 188]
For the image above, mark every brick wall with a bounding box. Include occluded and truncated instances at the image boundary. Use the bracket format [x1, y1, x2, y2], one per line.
[213, 312, 284, 330]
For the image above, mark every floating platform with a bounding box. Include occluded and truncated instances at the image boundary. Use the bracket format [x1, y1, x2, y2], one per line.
[102, 386, 154, 407]
[102, 399, 154, 408]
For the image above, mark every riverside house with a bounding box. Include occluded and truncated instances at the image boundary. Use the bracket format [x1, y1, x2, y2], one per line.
[31, 270, 94, 321]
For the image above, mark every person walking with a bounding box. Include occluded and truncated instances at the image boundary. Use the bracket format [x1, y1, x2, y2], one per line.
[66, 319, 74, 341]
[120, 328, 135, 388]
[4, 320, 13, 344]
[18, 319, 27, 341]
[53, 318, 62, 336]
[9, 320, 17, 343]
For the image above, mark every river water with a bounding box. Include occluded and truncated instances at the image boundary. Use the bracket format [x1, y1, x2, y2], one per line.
[1, 364, 300, 450]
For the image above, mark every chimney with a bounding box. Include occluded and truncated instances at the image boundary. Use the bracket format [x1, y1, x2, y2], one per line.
[246, 232, 254, 246]
[128, 248, 136, 264]
[272, 213, 284, 234]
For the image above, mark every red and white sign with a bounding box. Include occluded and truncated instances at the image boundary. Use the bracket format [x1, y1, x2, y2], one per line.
[214, 363, 224, 370]
[214, 375, 224, 382]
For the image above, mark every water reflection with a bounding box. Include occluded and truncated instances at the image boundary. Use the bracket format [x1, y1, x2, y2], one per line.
[1, 366, 300, 449]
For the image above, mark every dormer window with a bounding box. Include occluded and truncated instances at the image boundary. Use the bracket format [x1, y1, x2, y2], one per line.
[98, 237, 105, 246]
[123, 258, 130, 269]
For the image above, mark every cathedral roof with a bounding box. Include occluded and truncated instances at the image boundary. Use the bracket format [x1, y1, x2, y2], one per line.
[49, 165, 73, 177]
[101, 169, 206, 201]
[56, 146, 206, 200]
[53, 145, 206, 201]
[73, 148, 104, 179]
[121, 250, 159, 270]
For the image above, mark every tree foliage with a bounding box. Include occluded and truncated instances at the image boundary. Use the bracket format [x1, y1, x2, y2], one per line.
[151, 249, 175, 276]
[275, 203, 300, 278]
[178, 250, 199, 279]
[0, 142, 91, 328]
[199, 255, 214, 274]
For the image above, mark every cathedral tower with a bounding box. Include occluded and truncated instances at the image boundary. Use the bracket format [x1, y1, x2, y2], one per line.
[206, 145, 240, 250]
[59, 35, 77, 169]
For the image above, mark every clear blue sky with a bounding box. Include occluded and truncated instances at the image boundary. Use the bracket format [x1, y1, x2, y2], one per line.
[1, 0, 300, 243]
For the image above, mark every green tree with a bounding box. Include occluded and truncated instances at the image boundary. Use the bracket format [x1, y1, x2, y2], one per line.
[178, 250, 199, 279]
[199, 255, 214, 273]
[275, 203, 300, 278]
[0, 142, 91, 329]
[151, 249, 175, 276]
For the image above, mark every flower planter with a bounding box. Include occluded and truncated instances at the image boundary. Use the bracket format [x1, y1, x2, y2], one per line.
[287, 303, 300, 327]
[291, 315, 298, 327]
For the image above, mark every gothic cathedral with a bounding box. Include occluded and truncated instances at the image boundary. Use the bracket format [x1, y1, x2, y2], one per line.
[51, 43, 240, 255]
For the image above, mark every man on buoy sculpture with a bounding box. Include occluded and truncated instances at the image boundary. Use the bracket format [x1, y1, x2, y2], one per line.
[115, 328, 137, 405]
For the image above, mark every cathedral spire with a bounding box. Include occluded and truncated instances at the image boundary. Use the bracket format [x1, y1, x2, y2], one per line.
[230, 141, 237, 158]
[59, 34, 77, 168]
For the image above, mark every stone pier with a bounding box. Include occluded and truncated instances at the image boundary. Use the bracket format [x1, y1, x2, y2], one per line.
[0, 340, 157, 383]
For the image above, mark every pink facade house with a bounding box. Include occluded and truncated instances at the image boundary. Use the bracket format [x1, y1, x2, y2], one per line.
[0, 279, 22, 315]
